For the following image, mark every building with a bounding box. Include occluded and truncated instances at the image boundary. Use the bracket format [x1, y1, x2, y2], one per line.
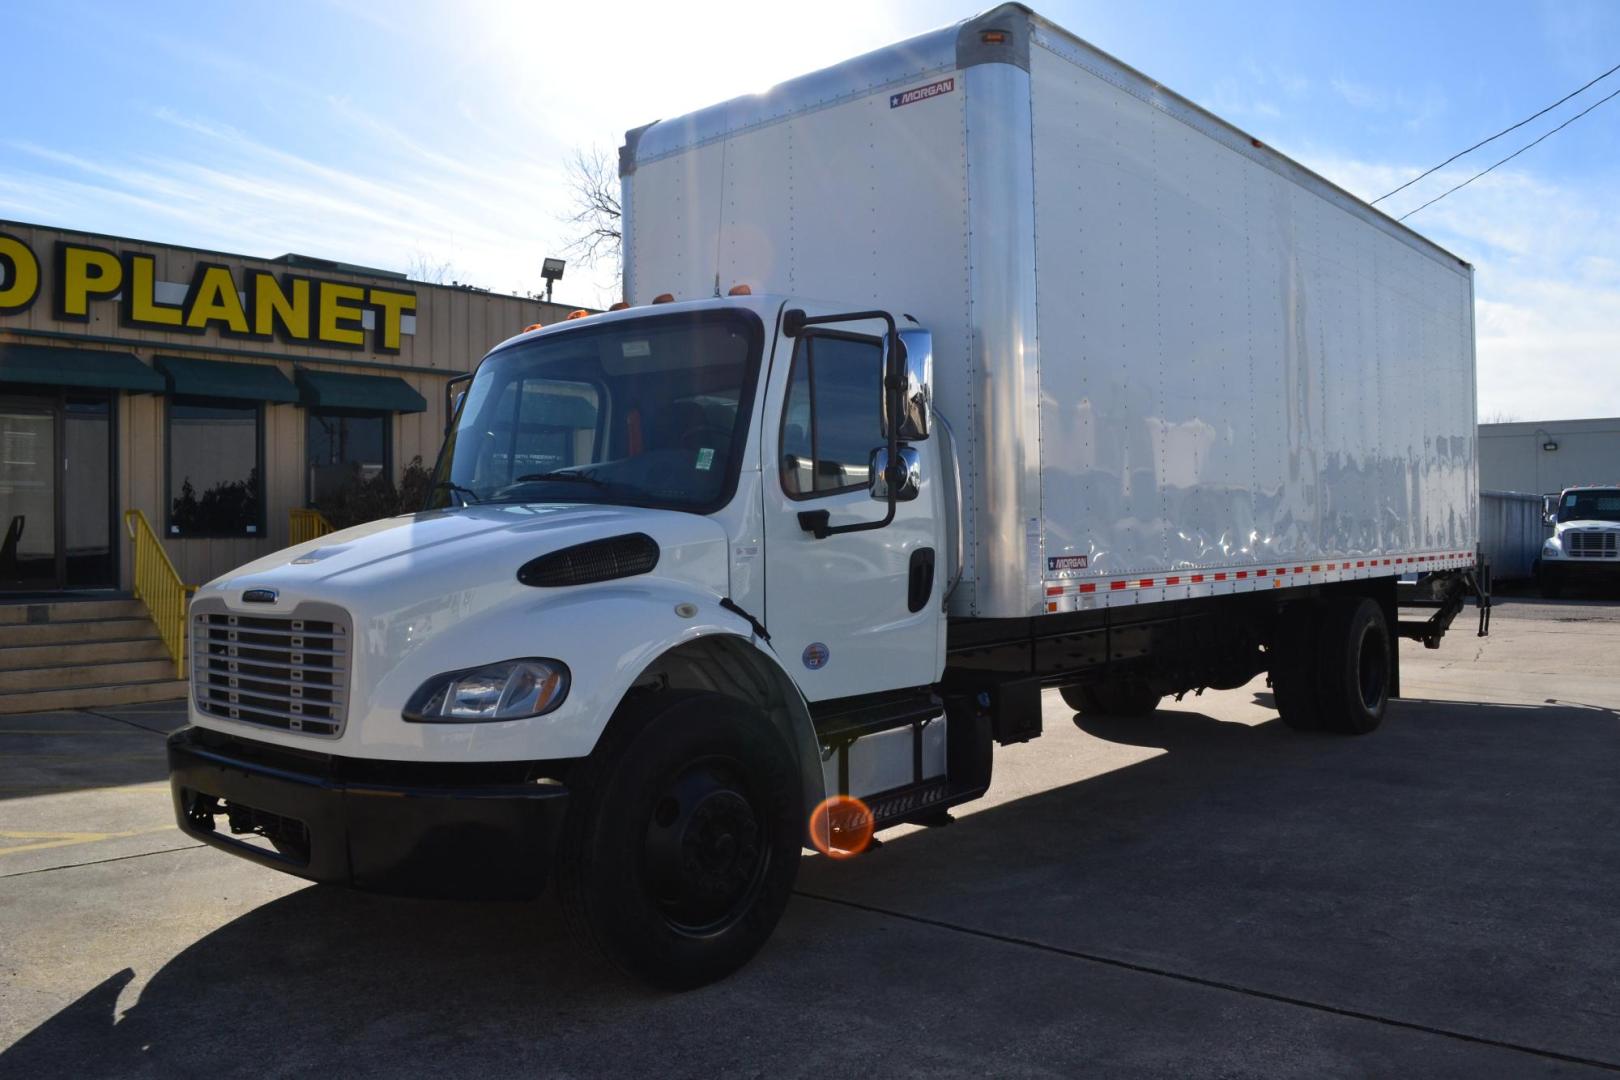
[0, 220, 582, 596]
[1479, 417, 1620, 496]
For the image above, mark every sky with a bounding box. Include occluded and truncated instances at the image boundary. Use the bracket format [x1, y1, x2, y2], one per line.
[3, 0, 1617, 421]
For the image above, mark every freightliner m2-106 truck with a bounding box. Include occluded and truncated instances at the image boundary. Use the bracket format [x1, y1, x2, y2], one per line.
[169, 4, 1489, 987]
[1538, 486, 1620, 597]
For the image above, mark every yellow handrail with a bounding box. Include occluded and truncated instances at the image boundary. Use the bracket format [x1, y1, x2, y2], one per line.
[290, 508, 336, 545]
[123, 509, 191, 679]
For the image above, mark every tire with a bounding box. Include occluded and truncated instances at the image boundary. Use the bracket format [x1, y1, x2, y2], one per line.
[1272, 598, 1391, 735]
[556, 691, 803, 990]
[1540, 570, 1563, 599]
[1060, 681, 1161, 717]
[1313, 597, 1391, 735]
[1271, 603, 1321, 731]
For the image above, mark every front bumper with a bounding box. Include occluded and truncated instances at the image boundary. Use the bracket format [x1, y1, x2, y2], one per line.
[1541, 559, 1620, 581]
[168, 726, 569, 899]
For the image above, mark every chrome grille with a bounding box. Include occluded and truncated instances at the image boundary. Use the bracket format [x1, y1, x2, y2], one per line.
[1566, 531, 1619, 558]
[192, 609, 351, 737]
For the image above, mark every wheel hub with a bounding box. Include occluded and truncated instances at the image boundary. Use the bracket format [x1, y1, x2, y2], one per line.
[644, 761, 768, 934]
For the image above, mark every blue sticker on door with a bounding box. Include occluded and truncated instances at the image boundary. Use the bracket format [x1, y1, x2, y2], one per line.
[802, 642, 830, 670]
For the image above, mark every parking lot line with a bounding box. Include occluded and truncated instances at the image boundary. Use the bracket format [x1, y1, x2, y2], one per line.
[0, 825, 178, 858]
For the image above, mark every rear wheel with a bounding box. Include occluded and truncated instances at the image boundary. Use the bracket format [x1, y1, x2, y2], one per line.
[1314, 597, 1391, 735]
[1271, 597, 1390, 735]
[556, 692, 803, 990]
[1271, 603, 1321, 731]
[1059, 681, 1162, 718]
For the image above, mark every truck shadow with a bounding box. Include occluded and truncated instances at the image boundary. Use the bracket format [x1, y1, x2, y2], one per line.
[5, 693, 1620, 1074]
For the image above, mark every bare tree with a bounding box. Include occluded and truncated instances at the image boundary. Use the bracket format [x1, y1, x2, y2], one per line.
[562, 146, 622, 273]
[1480, 410, 1521, 425]
[406, 251, 456, 285]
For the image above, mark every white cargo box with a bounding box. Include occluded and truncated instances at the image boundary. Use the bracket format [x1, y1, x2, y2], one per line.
[622, 3, 1478, 620]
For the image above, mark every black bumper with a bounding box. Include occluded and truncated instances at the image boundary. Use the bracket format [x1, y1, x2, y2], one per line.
[1542, 560, 1620, 581]
[168, 727, 569, 899]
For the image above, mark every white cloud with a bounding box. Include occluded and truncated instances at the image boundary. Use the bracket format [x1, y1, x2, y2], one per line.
[1303, 150, 1620, 421]
[0, 0, 935, 308]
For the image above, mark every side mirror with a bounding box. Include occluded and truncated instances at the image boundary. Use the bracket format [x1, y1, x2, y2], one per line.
[445, 372, 473, 436]
[883, 329, 932, 441]
[1542, 494, 1558, 525]
[869, 446, 921, 502]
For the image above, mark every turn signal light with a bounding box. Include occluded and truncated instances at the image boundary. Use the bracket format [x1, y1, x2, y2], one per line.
[565, 309, 589, 320]
[652, 292, 675, 304]
[727, 284, 752, 296]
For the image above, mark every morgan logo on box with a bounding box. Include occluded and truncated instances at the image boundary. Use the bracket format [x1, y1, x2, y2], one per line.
[1048, 555, 1089, 572]
[890, 78, 955, 108]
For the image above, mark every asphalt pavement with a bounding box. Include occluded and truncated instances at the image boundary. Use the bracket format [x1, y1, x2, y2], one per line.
[2, 595, 1618, 1078]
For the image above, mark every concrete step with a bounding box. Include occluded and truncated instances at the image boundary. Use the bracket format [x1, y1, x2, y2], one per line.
[0, 658, 179, 693]
[0, 678, 188, 715]
[0, 617, 160, 649]
[0, 637, 170, 669]
[0, 598, 145, 624]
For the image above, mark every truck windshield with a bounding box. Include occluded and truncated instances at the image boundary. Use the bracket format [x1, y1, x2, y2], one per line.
[1558, 490, 1620, 523]
[429, 309, 762, 513]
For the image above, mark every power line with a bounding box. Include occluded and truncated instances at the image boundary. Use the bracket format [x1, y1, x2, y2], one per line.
[1373, 60, 1620, 205]
[1398, 82, 1620, 221]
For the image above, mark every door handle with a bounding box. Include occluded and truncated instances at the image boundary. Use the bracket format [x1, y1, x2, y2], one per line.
[908, 547, 936, 612]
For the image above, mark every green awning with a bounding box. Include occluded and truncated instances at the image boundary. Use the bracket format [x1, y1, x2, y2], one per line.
[296, 368, 427, 413]
[0, 344, 165, 393]
[155, 355, 299, 403]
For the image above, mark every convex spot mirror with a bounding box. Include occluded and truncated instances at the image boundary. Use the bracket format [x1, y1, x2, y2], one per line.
[882, 329, 932, 442]
[869, 446, 921, 501]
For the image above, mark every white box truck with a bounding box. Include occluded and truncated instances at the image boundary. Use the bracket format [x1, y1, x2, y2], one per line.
[168, 3, 1489, 988]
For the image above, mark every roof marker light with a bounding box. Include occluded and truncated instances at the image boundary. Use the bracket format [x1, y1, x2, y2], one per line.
[609, 301, 630, 311]
[652, 292, 675, 304]
[981, 29, 1007, 43]
[565, 309, 589, 320]
[522, 322, 544, 332]
[727, 284, 753, 296]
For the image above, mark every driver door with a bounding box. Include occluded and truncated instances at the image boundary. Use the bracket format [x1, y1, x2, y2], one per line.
[760, 311, 943, 702]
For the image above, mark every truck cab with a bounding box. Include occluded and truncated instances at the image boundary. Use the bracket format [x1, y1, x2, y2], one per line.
[170, 294, 969, 989]
[1538, 486, 1620, 597]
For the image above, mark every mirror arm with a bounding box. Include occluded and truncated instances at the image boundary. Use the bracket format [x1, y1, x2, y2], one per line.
[788, 308, 904, 540]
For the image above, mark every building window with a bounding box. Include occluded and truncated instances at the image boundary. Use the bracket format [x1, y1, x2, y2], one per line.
[306, 410, 391, 505]
[167, 397, 262, 537]
[779, 333, 882, 497]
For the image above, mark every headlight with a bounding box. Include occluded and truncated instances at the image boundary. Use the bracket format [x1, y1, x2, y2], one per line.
[404, 658, 570, 722]
[1542, 539, 1562, 558]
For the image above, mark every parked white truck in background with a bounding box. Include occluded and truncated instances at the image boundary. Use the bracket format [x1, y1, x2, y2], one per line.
[1537, 486, 1620, 597]
[168, 3, 1489, 988]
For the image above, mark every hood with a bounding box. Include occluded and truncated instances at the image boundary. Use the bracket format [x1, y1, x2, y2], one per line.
[204, 503, 731, 613]
[1554, 519, 1620, 534]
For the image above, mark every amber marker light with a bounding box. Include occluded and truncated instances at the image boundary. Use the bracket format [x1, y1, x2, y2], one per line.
[652, 292, 675, 304]
[609, 301, 631, 311]
[727, 284, 753, 296]
[565, 309, 589, 320]
[809, 794, 875, 859]
[522, 322, 544, 332]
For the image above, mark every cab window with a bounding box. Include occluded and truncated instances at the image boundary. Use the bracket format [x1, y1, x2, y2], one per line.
[779, 333, 881, 498]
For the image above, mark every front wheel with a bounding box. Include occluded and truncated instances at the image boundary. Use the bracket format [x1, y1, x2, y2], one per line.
[1539, 568, 1564, 599]
[556, 692, 803, 990]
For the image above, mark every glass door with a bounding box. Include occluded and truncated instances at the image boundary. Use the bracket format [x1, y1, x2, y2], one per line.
[0, 388, 117, 593]
[0, 396, 58, 590]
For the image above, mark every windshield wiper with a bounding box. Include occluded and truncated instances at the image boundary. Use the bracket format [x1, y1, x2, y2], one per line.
[515, 471, 609, 487]
[431, 480, 483, 505]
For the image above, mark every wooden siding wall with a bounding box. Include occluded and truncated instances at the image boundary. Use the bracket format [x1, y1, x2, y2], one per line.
[0, 220, 585, 590]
